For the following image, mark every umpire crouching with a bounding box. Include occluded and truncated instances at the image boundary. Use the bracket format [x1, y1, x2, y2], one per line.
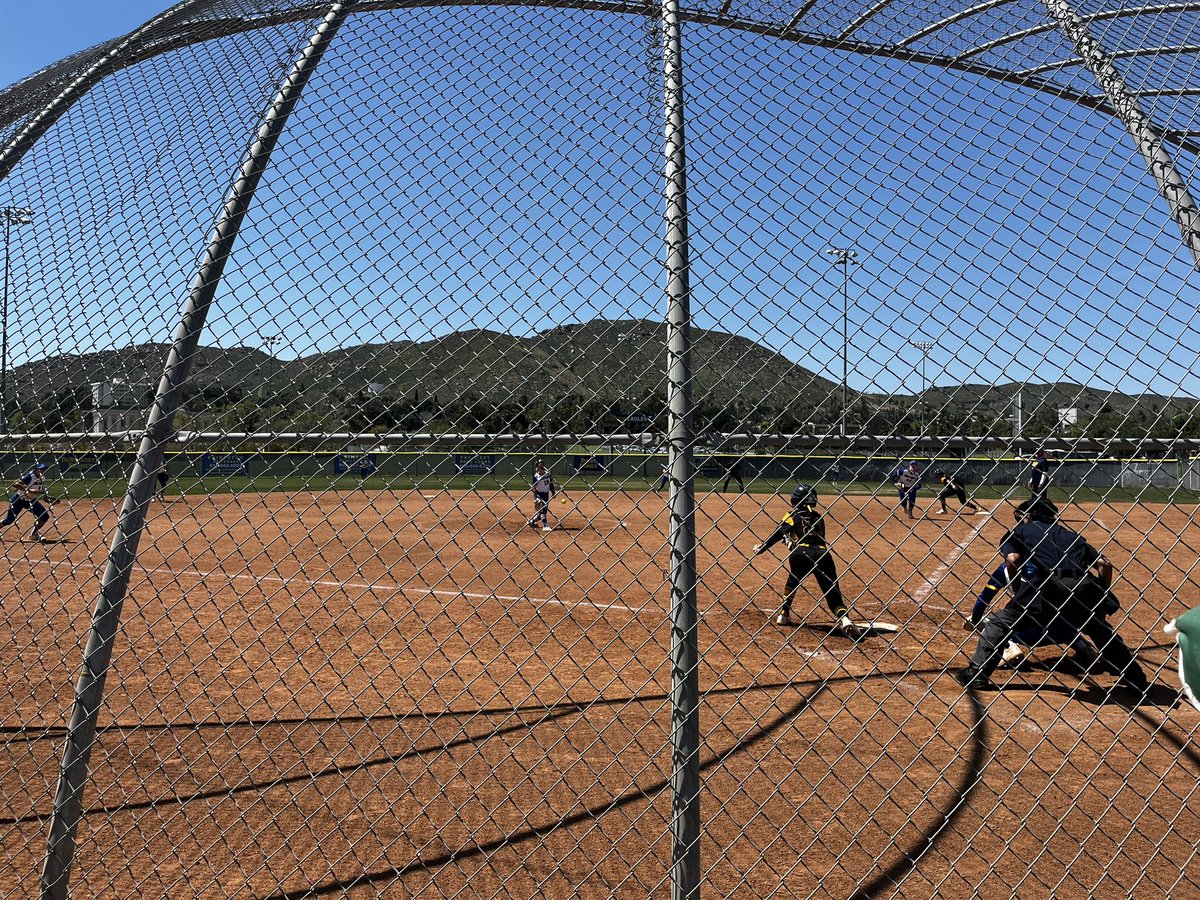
[954, 498, 1150, 696]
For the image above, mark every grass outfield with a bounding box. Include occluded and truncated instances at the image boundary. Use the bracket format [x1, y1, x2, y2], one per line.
[48, 472, 1200, 506]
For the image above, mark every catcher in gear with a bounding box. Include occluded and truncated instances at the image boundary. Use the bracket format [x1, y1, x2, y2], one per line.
[1, 462, 56, 542]
[954, 498, 1150, 695]
[969, 555, 1100, 670]
[752, 483, 868, 639]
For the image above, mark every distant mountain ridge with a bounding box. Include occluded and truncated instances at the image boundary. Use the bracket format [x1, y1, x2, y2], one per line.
[9, 319, 1193, 437]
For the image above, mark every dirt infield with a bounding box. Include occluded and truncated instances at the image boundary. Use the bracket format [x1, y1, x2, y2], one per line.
[2, 487, 1198, 897]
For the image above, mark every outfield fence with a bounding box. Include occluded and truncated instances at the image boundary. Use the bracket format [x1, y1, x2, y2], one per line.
[3, 1, 1200, 898]
[11, 448, 1200, 493]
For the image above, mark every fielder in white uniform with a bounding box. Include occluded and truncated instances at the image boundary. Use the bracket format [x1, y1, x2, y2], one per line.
[2, 462, 54, 541]
[528, 460, 557, 531]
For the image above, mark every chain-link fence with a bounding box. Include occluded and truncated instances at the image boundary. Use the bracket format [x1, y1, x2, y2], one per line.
[2, 0, 1200, 896]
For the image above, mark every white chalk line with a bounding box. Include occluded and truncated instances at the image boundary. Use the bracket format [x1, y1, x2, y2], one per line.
[44, 557, 650, 616]
[910, 518, 990, 614]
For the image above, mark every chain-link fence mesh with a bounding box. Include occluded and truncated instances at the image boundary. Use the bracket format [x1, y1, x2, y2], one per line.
[2, 0, 1200, 896]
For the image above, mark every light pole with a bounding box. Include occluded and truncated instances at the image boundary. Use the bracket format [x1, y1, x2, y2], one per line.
[260, 335, 283, 401]
[259, 338, 284, 434]
[911, 340, 934, 433]
[1, 207, 34, 434]
[825, 247, 858, 437]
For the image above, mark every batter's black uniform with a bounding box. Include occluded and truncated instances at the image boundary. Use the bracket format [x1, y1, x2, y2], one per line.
[756, 504, 848, 622]
[959, 519, 1147, 691]
[936, 471, 980, 513]
[722, 458, 745, 492]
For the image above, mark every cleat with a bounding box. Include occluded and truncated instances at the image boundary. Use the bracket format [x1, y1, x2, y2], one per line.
[999, 641, 1026, 668]
[952, 667, 997, 691]
[774, 612, 792, 626]
[836, 616, 869, 640]
[1112, 673, 1152, 699]
[542, 525, 552, 532]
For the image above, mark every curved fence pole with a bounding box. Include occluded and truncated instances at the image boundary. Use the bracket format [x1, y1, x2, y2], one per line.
[0, 1, 205, 186]
[660, 0, 701, 897]
[1043, 0, 1200, 270]
[38, 4, 355, 898]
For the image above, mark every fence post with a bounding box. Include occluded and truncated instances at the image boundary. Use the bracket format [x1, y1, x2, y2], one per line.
[1043, 0, 1200, 269]
[659, 0, 701, 897]
[38, 5, 354, 897]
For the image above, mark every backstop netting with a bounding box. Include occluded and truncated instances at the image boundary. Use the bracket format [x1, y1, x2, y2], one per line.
[2, 0, 1199, 897]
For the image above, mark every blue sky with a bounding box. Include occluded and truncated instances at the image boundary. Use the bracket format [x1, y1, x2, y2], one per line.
[2, 3, 1199, 405]
[1, 2, 173, 91]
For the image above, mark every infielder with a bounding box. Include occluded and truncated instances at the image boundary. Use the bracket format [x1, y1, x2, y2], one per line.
[933, 469, 982, 515]
[752, 483, 868, 639]
[1, 462, 56, 542]
[528, 460, 557, 531]
[1028, 449, 1052, 500]
[895, 461, 922, 519]
[721, 457, 746, 493]
[155, 461, 170, 500]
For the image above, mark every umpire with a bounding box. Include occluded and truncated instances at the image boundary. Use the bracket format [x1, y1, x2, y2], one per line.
[954, 498, 1150, 695]
[752, 483, 867, 638]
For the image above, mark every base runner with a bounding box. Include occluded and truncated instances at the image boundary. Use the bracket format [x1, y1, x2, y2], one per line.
[1, 462, 56, 542]
[752, 483, 891, 639]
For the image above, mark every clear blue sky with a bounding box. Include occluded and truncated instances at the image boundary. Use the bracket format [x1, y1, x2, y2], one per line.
[1, 2, 174, 91]
[2, 3, 1199, 405]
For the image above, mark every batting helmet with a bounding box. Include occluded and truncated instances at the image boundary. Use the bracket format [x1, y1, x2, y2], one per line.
[34, 462, 47, 470]
[789, 483, 817, 507]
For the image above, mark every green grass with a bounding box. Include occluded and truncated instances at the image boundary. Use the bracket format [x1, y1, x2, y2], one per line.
[50, 473, 1200, 506]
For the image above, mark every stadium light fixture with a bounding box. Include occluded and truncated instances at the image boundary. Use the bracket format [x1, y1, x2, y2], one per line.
[825, 247, 858, 438]
[911, 340, 935, 434]
[1, 207, 34, 435]
[260, 335, 284, 401]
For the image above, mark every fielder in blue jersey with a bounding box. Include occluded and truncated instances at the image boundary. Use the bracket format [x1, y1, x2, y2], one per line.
[1028, 449, 1052, 500]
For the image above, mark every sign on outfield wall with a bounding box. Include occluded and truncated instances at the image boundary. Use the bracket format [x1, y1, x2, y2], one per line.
[454, 454, 497, 475]
[200, 453, 251, 476]
[572, 455, 608, 475]
[332, 454, 376, 475]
